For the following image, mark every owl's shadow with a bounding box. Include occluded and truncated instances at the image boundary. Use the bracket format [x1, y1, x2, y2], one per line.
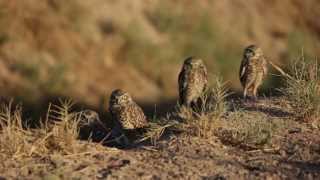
[227, 92, 293, 118]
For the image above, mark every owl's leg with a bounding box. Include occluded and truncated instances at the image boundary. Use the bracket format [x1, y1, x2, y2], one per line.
[248, 86, 258, 104]
[243, 87, 248, 99]
[244, 83, 253, 99]
[253, 77, 263, 100]
[244, 78, 255, 99]
[243, 85, 257, 107]
[253, 85, 258, 100]
[248, 86, 255, 97]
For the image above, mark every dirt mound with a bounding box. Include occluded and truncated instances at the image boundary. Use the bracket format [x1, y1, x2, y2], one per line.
[1, 98, 319, 179]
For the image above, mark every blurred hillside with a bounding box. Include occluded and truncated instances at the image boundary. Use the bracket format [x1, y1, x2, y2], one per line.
[0, 0, 319, 108]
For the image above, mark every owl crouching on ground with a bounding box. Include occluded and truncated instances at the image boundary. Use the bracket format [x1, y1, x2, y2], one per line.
[79, 110, 109, 142]
[239, 45, 268, 99]
[178, 57, 208, 109]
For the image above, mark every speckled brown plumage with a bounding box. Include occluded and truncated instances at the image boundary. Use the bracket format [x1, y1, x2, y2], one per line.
[109, 89, 148, 130]
[178, 57, 208, 108]
[239, 45, 268, 98]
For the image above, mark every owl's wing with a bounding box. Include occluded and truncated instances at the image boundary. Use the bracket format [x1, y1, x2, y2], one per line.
[109, 106, 123, 128]
[178, 68, 188, 104]
[239, 58, 248, 79]
[131, 103, 148, 128]
[109, 106, 116, 120]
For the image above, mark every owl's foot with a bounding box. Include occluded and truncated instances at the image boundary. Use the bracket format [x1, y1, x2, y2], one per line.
[115, 134, 131, 148]
[243, 96, 258, 107]
[105, 128, 131, 148]
[252, 96, 259, 103]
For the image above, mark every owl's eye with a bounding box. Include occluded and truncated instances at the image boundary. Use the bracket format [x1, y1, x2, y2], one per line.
[121, 95, 129, 103]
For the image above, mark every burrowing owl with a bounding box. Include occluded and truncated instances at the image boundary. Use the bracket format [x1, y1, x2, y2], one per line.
[178, 57, 208, 108]
[80, 110, 101, 125]
[109, 89, 148, 130]
[79, 110, 108, 141]
[239, 45, 268, 99]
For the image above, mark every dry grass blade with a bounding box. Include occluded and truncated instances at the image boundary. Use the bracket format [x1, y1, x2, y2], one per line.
[139, 121, 177, 145]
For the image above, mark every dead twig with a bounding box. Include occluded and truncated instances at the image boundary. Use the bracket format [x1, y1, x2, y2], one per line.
[268, 60, 293, 80]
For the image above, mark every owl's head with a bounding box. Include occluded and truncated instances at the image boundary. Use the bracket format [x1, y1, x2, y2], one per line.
[244, 45, 263, 59]
[110, 89, 133, 106]
[183, 57, 205, 69]
[81, 110, 100, 124]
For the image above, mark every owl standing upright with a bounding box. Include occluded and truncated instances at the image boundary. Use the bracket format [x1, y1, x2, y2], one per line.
[178, 57, 208, 108]
[239, 45, 268, 99]
[109, 89, 148, 130]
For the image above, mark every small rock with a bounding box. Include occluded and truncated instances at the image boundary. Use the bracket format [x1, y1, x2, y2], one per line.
[288, 127, 301, 134]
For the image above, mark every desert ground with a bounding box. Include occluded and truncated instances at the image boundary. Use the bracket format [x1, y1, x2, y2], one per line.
[0, 96, 320, 179]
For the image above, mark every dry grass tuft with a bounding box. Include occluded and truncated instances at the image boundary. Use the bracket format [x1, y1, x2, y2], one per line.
[176, 78, 230, 138]
[204, 78, 230, 117]
[0, 99, 95, 161]
[139, 79, 230, 145]
[216, 110, 284, 150]
[42, 100, 83, 154]
[0, 101, 33, 158]
[281, 54, 320, 123]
